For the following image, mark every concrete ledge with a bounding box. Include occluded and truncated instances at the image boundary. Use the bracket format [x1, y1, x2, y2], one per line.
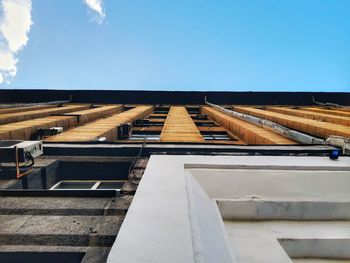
[0, 215, 124, 246]
[107, 156, 350, 263]
[217, 200, 350, 220]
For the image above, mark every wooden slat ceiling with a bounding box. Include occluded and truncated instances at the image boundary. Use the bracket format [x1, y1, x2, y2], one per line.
[302, 107, 350, 118]
[265, 107, 350, 126]
[160, 106, 204, 142]
[0, 104, 57, 114]
[46, 106, 153, 142]
[202, 107, 296, 145]
[0, 105, 123, 140]
[0, 102, 348, 143]
[234, 106, 350, 139]
[0, 104, 90, 125]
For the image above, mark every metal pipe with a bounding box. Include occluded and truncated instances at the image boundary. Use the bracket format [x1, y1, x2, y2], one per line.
[204, 97, 325, 144]
[312, 96, 350, 109]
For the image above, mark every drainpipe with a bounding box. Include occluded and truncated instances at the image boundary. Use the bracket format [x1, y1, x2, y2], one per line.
[312, 96, 350, 109]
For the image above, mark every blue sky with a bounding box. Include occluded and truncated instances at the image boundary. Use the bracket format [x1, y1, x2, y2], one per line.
[1, 0, 349, 91]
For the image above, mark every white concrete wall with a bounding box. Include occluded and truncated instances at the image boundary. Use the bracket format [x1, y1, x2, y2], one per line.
[108, 156, 350, 263]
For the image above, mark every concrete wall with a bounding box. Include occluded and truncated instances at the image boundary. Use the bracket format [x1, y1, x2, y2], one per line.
[108, 155, 350, 263]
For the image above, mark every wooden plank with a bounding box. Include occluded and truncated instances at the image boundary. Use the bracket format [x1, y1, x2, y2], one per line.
[132, 126, 163, 132]
[0, 105, 123, 140]
[0, 104, 90, 125]
[266, 107, 350, 126]
[302, 107, 350, 118]
[64, 105, 123, 124]
[202, 107, 296, 145]
[46, 106, 154, 142]
[197, 126, 227, 132]
[333, 107, 350, 113]
[160, 107, 204, 142]
[0, 116, 77, 140]
[234, 106, 350, 139]
[0, 104, 56, 114]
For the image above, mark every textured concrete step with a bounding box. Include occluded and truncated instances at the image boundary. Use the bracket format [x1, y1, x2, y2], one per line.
[0, 196, 132, 215]
[0, 214, 124, 246]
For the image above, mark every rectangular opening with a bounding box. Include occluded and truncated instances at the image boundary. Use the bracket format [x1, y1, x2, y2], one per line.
[195, 121, 217, 127]
[123, 106, 136, 111]
[133, 119, 164, 127]
[97, 181, 125, 190]
[50, 180, 125, 190]
[154, 106, 170, 114]
[192, 113, 208, 120]
[127, 130, 161, 141]
[53, 181, 95, 190]
[186, 106, 201, 114]
[128, 133, 160, 141]
[200, 131, 233, 141]
[148, 115, 167, 119]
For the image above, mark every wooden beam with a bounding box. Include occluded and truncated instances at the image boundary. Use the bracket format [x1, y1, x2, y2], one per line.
[0, 116, 77, 140]
[302, 107, 350, 118]
[0, 104, 57, 114]
[132, 126, 163, 132]
[46, 106, 154, 142]
[333, 107, 350, 113]
[0, 105, 123, 140]
[202, 107, 296, 145]
[265, 107, 350, 126]
[64, 105, 123, 124]
[234, 106, 350, 139]
[0, 104, 90, 125]
[160, 106, 204, 142]
[197, 126, 227, 132]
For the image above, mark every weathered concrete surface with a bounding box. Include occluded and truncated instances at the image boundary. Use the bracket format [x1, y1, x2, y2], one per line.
[0, 214, 123, 246]
[224, 221, 350, 263]
[0, 195, 132, 263]
[189, 169, 350, 201]
[0, 158, 59, 189]
[0, 157, 133, 189]
[0, 196, 132, 215]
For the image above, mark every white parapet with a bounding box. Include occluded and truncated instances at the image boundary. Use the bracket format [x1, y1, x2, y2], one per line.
[108, 155, 350, 263]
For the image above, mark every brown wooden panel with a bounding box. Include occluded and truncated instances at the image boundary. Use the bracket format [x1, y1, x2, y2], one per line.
[202, 107, 296, 145]
[266, 107, 350, 126]
[302, 107, 350, 118]
[0, 104, 56, 114]
[334, 107, 350, 113]
[0, 116, 77, 140]
[64, 105, 123, 124]
[0, 105, 122, 140]
[234, 106, 350, 139]
[46, 106, 154, 142]
[0, 104, 90, 125]
[160, 107, 204, 142]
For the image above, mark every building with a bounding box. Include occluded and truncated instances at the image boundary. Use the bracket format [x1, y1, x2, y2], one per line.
[0, 89, 349, 263]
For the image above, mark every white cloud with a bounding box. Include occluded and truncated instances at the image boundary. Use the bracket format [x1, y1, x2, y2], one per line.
[0, 0, 32, 84]
[84, 0, 105, 24]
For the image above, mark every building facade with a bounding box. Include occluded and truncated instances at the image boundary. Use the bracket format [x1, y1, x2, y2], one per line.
[0, 90, 349, 262]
